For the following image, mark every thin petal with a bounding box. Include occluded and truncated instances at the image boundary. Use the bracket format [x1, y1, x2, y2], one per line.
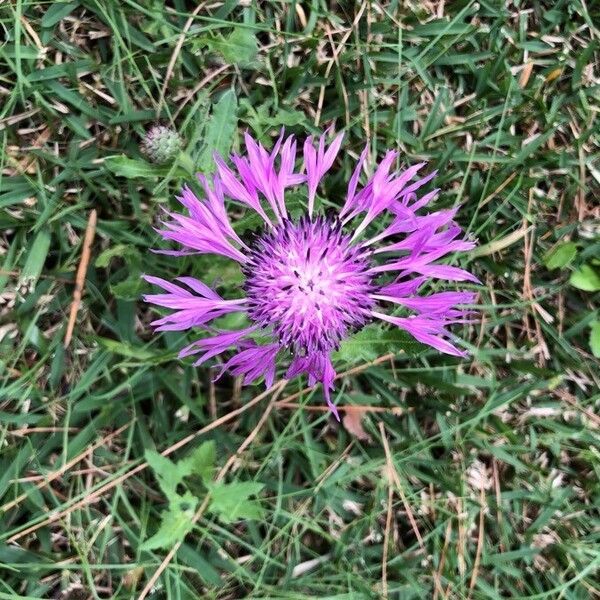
[372, 312, 467, 357]
[305, 131, 344, 216]
[215, 343, 279, 386]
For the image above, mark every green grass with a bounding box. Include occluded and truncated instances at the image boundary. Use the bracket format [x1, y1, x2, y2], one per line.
[1, 1, 599, 598]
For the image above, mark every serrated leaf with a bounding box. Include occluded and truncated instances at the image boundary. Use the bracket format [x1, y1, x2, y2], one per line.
[569, 264, 600, 292]
[145, 442, 216, 503]
[264, 108, 305, 128]
[335, 326, 381, 363]
[206, 481, 264, 523]
[383, 328, 428, 355]
[140, 492, 198, 551]
[205, 28, 258, 66]
[239, 99, 306, 136]
[178, 441, 216, 484]
[144, 450, 181, 501]
[142, 443, 218, 552]
[197, 90, 238, 173]
[334, 324, 425, 364]
[590, 321, 600, 358]
[95, 244, 142, 300]
[543, 242, 577, 270]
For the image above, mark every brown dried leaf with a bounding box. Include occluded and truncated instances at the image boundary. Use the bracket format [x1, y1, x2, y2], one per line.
[122, 566, 144, 590]
[342, 406, 372, 443]
[546, 68, 562, 83]
[519, 62, 534, 88]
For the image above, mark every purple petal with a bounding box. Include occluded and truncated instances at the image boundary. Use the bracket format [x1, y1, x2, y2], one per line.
[305, 131, 344, 216]
[215, 343, 279, 386]
[286, 351, 339, 419]
[372, 312, 467, 357]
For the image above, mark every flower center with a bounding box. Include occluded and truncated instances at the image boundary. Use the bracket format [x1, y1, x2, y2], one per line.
[243, 216, 374, 353]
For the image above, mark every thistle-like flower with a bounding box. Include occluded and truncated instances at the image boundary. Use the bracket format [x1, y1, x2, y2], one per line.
[142, 125, 182, 164]
[144, 130, 478, 418]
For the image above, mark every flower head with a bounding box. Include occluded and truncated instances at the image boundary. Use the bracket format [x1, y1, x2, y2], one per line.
[242, 215, 374, 353]
[142, 125, 182, 164]
[144, 130, 478, 419]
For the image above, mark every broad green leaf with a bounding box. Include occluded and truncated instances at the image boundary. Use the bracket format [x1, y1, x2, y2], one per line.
[198, 90, 238, 173]
[204, 28, 258, 66]
[569, 264, 600, 292]
[383, 328, 429, 356]
[144, 450, 181, 501]
[145, 442, 216, 502]
[239, 99, 306, 136]
[268, 108, 306, 127]
[95, 244, 142, 300]
[206, 481, 264, 523]
[590, 321, 600, 358]
[104, 156, 170, 179]
[178, 441, 216, 484]
[334, 324, 426, 364]
[140, 492, 198, 551]
[111, 276, 143, 301]
[335, 326, 380, 363]
[543, 242, 577, 270]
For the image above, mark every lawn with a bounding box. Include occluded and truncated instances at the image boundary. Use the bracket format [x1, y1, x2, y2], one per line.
[1, 1, 599, 599]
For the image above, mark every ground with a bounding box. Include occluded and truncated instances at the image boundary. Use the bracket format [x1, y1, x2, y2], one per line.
[1, 1, 599, 599]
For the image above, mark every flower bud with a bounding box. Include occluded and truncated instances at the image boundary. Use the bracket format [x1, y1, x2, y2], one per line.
[141, 125, 181, 164]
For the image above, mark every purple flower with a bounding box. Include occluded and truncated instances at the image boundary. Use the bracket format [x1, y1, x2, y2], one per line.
[144, 130, 478, 419]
